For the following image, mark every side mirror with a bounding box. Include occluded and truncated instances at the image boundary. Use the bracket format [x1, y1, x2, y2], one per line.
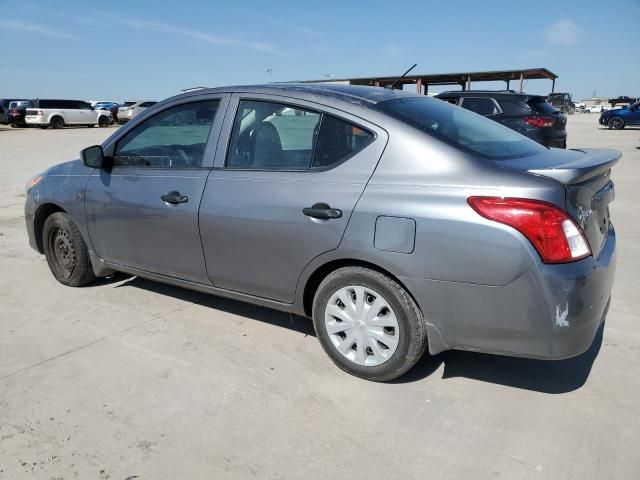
[81, 145, 106, 168]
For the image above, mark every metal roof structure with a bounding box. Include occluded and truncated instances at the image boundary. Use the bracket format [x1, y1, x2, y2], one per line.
[297, 68, 559, 94]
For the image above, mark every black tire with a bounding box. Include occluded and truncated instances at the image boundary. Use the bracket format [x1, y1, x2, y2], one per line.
[98, 116, 109, 127]
[312, 266, 427, 382]
[50, 116, 64, 129]
[43, 212, 96, 287]
[608, 116, 625, 130]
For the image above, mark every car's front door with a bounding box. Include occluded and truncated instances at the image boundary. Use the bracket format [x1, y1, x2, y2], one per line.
[85, 96, 228, 283]
[75, 101, 96, 124]
[199, 95, 387, 303]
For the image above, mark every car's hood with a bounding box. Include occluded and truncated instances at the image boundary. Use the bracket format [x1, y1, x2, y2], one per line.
[45, 159, 93, 176]
[604, 108, 626, 114]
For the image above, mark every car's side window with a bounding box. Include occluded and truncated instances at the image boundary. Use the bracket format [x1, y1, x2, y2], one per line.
[460, 97, 500, 116]
[438, 97, 459, 105]
[113, 100, 219, 168]
[226, 99, 373, 171]
[312, 115, 374, 169]
[227, 100, 320, 170]
[499, 100, 531, 116]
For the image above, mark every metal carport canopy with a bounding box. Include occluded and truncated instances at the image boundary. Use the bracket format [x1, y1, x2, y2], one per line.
[296, 68, 558, 94]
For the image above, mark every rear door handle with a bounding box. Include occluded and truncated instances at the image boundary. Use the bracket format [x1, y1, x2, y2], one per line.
[161, 191, 188, 204]
[303, 202, 342, 220]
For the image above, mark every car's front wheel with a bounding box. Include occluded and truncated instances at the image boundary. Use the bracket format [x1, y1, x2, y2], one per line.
[98, 115, 109, 127]
[312, 266, 427, 381]
[608, 116, 625, 130]
[43, 212, 96, 287]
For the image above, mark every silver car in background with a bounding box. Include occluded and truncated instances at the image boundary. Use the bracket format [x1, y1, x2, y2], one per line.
[24, 84, 618, 381]
[117, 100, 157, 124]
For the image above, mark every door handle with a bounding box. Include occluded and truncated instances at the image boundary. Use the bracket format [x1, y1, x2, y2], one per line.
[161, 191, 188, 204]
[303, 202, 342, 220]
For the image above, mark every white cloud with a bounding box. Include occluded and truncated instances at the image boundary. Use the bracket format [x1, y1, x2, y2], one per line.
[119, 18, 283, 55]
[543, 19, 580, 46]
[0, 19, 78, 40]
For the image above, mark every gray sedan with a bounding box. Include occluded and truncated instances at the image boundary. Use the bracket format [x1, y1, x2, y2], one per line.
[24, 84, 618, 381]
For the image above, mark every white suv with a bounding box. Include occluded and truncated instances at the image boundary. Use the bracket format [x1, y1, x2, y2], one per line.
[25, 99, 111, 129]
[117, 100, 157, 124]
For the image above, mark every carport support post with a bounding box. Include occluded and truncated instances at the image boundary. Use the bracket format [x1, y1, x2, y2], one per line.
[551, 78, 555, 93]
[467, 74, 471, 91]
[506, 79, 510, 90]
[519, 72, 524, 93]
[416, 77, 422, 95]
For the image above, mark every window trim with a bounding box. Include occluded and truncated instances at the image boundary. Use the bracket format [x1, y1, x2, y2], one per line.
[112, 99, 222, 170]
[223, 97, 376, 173]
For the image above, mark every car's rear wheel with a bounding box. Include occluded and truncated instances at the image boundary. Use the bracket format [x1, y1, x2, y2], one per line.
[608, 116, 625, 130]
[312, 266, 427, 381]
[98, 115, 109, 127]
[43, 212, 96, 287]
[50, 116, 64, 129]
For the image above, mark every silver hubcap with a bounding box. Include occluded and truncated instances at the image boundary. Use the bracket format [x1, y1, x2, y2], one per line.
[324, 286, 400, 366]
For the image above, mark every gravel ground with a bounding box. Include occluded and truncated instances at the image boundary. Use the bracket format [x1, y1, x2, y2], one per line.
[0, 114, 639, 480]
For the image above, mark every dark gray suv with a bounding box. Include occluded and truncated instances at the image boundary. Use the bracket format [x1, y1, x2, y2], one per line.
[25, 84, 617, 381]
[436, 90, 568, 148]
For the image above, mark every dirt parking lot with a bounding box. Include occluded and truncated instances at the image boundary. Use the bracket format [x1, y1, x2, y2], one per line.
[1, 115, 639, 479]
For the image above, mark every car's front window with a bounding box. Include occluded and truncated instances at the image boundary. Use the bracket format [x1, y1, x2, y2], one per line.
[376, 97, 545, 160]
[114, 100, 220, 168]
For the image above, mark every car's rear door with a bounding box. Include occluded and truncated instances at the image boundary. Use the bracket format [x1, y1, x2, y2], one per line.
[85, 95, 229, 283]
[199, 94, 387, 303]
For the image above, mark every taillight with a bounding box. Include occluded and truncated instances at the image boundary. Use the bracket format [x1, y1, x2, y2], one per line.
[523, 116, 555, 128]
[467, 197, 591, 263]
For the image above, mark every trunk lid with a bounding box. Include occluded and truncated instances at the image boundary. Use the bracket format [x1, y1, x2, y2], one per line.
[498, 148, 620, 257]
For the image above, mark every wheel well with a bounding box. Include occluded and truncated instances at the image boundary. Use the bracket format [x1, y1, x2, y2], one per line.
[302, 259, 416, 317]
[34, 203, 66, 253]
[50, 115, 64, 124]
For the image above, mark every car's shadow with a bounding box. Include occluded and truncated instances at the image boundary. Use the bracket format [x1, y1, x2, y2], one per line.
[107, 275, 603, 393]
[113, 275, 316, 337]
[393, 324, 604, 393]
[597, 126, 640, 130]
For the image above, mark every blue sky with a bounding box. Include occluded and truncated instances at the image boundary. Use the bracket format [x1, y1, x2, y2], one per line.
[1, 0, 638, 102]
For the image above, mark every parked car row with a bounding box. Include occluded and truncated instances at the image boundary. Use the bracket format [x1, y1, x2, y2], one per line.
[1, 97, 157, 129]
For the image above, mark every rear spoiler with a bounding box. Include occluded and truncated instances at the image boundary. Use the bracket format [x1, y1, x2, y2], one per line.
[527, 148, 621, 184]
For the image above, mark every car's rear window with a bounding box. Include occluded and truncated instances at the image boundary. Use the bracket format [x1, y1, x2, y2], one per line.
[528, 98, 558, 115]
[376, 97, 545, 160]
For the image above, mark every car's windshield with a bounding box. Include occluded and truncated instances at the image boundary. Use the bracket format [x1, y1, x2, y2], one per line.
[376, 97, 545, 160]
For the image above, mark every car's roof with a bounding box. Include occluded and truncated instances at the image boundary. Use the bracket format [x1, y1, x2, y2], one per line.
[176, 83, 417, 108]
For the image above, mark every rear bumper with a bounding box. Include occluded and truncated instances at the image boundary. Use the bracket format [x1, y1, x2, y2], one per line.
[402, 224, 616, 359]
[25, 116, 46, 125]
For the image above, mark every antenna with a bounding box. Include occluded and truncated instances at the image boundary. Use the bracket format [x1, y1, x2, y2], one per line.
[388, 63, 417, 90]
